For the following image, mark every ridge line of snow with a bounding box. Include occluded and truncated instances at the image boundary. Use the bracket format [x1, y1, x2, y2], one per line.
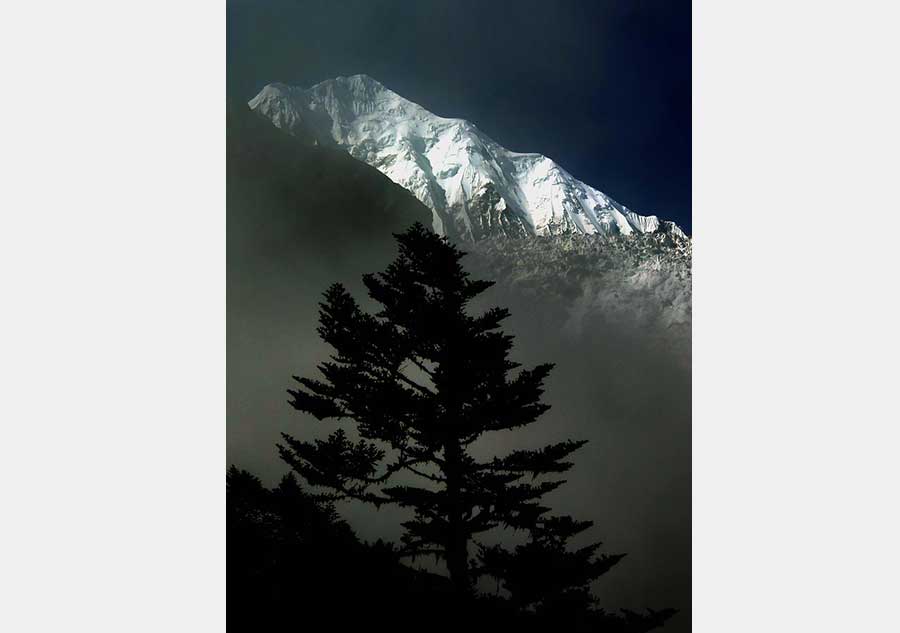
[249, 75, 686, 242]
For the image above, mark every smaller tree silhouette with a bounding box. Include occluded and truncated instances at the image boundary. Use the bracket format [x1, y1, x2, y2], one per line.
[477, 514, 625, 612]
[477, 515, 677, 630]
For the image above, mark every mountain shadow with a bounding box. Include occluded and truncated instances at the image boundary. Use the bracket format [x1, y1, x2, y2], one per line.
[227, 99, 432, 285]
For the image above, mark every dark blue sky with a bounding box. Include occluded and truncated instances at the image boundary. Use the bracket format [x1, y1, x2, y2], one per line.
[228, 0, 691, 233]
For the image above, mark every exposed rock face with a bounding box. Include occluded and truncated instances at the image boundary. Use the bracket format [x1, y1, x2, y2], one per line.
[464, 229, 691, 356]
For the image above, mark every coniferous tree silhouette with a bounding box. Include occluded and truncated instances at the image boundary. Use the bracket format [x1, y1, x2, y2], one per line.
[226, 466, 359, 605]
[228, 224, 678, 630]
[477, 516, 677, 631]
[477, 514, 622, 611]
[281, 223, 621, 600]
[227, 465, 454, 631]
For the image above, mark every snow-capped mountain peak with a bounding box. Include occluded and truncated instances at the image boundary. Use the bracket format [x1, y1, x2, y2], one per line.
[250, 74, 685, 242]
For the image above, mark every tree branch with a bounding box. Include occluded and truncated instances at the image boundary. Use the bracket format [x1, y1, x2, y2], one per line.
[391, 367, 437, 397]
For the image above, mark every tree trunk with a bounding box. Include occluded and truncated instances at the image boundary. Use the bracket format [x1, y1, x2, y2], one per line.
[444, 439, 470, 594]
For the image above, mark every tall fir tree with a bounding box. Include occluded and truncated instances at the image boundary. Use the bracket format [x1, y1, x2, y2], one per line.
[280, 223, 610, 596]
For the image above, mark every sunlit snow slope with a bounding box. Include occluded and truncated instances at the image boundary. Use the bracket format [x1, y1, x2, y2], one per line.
[250, 74, 687, 242]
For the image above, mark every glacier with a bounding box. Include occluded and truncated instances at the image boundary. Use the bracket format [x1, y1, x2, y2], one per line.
[249, 74, 687, 243]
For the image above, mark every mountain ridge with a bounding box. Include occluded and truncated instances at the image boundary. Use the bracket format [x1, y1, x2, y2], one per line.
[249, 74, 687, 243]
